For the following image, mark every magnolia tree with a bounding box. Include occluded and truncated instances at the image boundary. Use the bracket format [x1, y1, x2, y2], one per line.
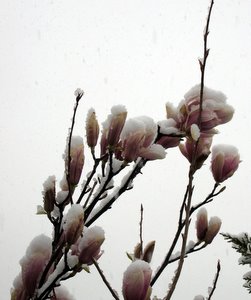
[10, 1, 242, 300]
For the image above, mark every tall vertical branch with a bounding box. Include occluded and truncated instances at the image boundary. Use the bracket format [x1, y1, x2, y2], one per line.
[198, 0, 214, 127]
[65, 90, 84, 205]
[165, 1, 214, 299]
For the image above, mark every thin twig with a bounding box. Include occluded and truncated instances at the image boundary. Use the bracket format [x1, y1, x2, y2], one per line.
[65, 93, 83, 205]
[85, 158, 146, 227]
[165, 177, 194, 300]
[151, 186, 189, 286]
[151, 182, 219, 286]
[83, 179, 98, 208]
[198, 0, 214, 128]
[139, 204, 144, 256]
[92, 258, 120, 300]
[77, 158, 100, 204]
[207, 260, 221, 300]
[190, 182, 220, 214]
[168, 242, 207, 264]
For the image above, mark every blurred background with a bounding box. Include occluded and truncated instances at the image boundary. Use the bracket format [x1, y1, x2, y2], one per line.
[1, 0, 251, 299]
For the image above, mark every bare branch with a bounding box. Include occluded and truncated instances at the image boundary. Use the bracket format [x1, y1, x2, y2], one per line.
[164, 2, 215, 298]
[139, 204, 144, 256]
[207, 260, 221, 300]
[92, 258, 120, 300]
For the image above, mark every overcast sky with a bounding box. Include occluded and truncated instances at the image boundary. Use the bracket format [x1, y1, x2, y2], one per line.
[1, 0, 251, 299]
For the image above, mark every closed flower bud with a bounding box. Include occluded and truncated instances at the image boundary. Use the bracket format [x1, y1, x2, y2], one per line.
[100, 126, 109, 157]
[20, 235, 52, 297]
[77, 226, 105, 265]
[122, 260, 152, 300]
[204, 216, 222, 244]
[107, 105, 127, 147]
[195, 209, 221, 244]
[63, 204, 84, 245]
[11, 273, 28, 300]
[42, 175, 56, 215]
[120, 118, 146, 162]
[86, 108, 99, 150]
[65, 136, 85, 186]
[211, 144, 240, 183]
[196, 208, 208, 241]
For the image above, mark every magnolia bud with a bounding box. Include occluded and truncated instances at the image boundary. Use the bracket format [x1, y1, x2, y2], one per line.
[211, 144, 240, 183]
[196, 208, 208, 241]
[63, 204, 84, 245]
[107, 105, 127, 147]
[11, 273, 28, 300]
[204, 216, 222, 244]
[120, 118, 145, 162]
[20, 235, 51, 297]
[42, 175, 56, 215]
[67, 136, 85, 186]
[77, 226, 105, 265]
[86, 108, 99, 150]
[122, 260, 152, 300]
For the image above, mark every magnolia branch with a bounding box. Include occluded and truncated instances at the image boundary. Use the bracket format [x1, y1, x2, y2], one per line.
[164, 1, 215, 299]
[92, 258, 120, 300]
[208, 260, 221, 300]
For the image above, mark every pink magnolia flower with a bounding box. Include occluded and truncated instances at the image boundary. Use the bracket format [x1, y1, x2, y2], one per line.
[11, 273, 29, 300]
[19, 235, 52, 297]
[72, 226, 105, 265]
[179, 133, 213, 170]
[138, 144, 166, 160]
[178, 85, 234, 134]
[211, 144, 240, 183]
[157, 135, 180, 149]
[107, 105, 127, 148]
[63, 204, 84, 245]
[121, 121, 145, 162]
[156, 119, 181, 149]
[122, 260, 152, 300]
[120, 117, 165, 162]
[100, 105, 127, 158]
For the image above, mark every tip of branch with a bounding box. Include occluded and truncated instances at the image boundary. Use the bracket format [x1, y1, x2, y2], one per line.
[217, 260, 221, 271]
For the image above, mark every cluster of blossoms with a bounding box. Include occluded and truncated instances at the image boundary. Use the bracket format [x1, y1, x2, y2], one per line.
[11, 84, 241, 300]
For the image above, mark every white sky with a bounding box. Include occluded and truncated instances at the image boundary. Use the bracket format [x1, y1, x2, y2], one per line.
[1, 0, 251, 299]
